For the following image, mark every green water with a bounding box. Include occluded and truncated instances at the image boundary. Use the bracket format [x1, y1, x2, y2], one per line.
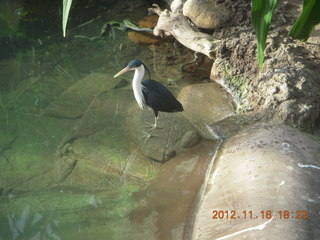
[0, 1, 166, 239]
[0, 1, 221, 239]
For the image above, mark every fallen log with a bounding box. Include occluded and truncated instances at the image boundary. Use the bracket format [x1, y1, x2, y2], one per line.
[148, 4, 220, 58]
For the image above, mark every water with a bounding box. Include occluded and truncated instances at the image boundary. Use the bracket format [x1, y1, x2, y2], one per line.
[0, 1, 225, 239]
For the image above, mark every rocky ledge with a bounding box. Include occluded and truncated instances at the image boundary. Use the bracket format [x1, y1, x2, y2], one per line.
[153, 0, 320, 131]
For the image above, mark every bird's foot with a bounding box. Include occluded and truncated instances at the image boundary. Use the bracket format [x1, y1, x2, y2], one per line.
[139, 129, 158, 143]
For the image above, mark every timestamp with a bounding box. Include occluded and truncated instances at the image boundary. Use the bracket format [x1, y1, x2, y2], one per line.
[212, 210, 308, 220]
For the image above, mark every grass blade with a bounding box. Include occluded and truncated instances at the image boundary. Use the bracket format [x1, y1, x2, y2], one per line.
[62, 0, 73, 37]
[289, 0, 320, 41]
[251, 0, 278, 70]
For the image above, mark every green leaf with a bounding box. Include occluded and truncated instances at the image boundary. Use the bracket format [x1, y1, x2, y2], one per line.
[251, 0, 278, 70]
[289, 0, 320, 41]
[62, 0, 73, 37]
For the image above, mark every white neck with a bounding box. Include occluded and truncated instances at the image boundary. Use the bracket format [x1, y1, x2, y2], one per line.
[132, 65, 146, 109]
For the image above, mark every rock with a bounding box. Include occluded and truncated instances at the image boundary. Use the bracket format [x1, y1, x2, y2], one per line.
[178, 82, 235, 139]
[181, 130, 200, 148]
[247, 42, 320, 131]
[54, 89, 162, 189]
[183, 0, 230, 30]
[192, 123, 320, 239]
[171, 0, 186, 12]
[130, 140, 219, 240]
[143, 43, 195, 82]
[57, 86, 196, 165]
[138, 15, 159, 29]
[127, 105, 199, 162]
[44, 72, 119, 119]
[219, 41, 320, 131]
[208, 115, 243, 139]
[208, 1, 320, 131]
[128, 15, 170, 45]
[128, 31, 163, 45]
[56, 89, 134, 156]
[55, 134, 161, 190]
[0, 108, 76, 191]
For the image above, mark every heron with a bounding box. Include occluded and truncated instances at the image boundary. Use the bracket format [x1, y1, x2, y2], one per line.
[114, 59, 183, 140]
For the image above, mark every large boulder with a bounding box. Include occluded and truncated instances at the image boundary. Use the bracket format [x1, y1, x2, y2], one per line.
[183, 0, 230, 30]
[191, 124, 320, 239]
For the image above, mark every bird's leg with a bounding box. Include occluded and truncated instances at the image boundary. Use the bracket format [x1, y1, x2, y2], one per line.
[149, 115, 158, 131]
[139, 116, 158, 143]
[140, 114, 161, 130]
[140, 121, 156, 129]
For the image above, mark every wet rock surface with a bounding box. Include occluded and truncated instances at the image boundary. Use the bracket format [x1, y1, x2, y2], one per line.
[131, 140, 219, 240]
[54, 89, 156, 186]
[44, 72, 118, 119]
[55, 87, 199, 164]
[191, 123, 320, 240]
[128, 108, 199, 162]
[179, 82, 235, 139]
[208, 115, 244, 139]
[128, 15, 171, 45]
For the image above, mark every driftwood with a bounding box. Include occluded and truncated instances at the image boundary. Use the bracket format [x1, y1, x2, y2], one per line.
[148, 4, 220, 58]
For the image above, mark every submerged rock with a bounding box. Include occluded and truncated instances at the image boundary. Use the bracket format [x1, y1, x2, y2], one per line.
[127, 107, 200, 162]
[128, 15, 170, 45]
[178, 82, 235, 139]
[181, 130, 200, 148]
[44, 72, 119, 119]
[191, 123, 320, 239]
[55, 89, 162, 189]
[56, 85, 197, 182]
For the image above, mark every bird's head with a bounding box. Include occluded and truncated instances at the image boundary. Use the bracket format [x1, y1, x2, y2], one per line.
[114, 59, 143, 78]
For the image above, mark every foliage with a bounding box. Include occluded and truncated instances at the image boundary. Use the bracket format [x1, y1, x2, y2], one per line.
[251, 0, 320, 70]
[289, 0, 320, 41]
[251, 0, 278, 70]
[62, 0, 72, 37]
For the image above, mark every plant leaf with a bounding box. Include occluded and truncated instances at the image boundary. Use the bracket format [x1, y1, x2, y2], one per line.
[62, 0, 73, 37]
[289, 0, 320, 41]
[251, 0, 278, 70]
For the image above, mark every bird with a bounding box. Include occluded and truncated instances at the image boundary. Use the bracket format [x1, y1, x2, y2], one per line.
[114, 59, 183, 140]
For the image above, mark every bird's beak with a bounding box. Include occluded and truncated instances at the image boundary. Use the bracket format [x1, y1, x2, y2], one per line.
[114, 66, 131, 78]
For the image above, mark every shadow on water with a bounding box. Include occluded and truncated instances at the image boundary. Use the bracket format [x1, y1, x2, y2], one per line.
[0, 0, 231, 239]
